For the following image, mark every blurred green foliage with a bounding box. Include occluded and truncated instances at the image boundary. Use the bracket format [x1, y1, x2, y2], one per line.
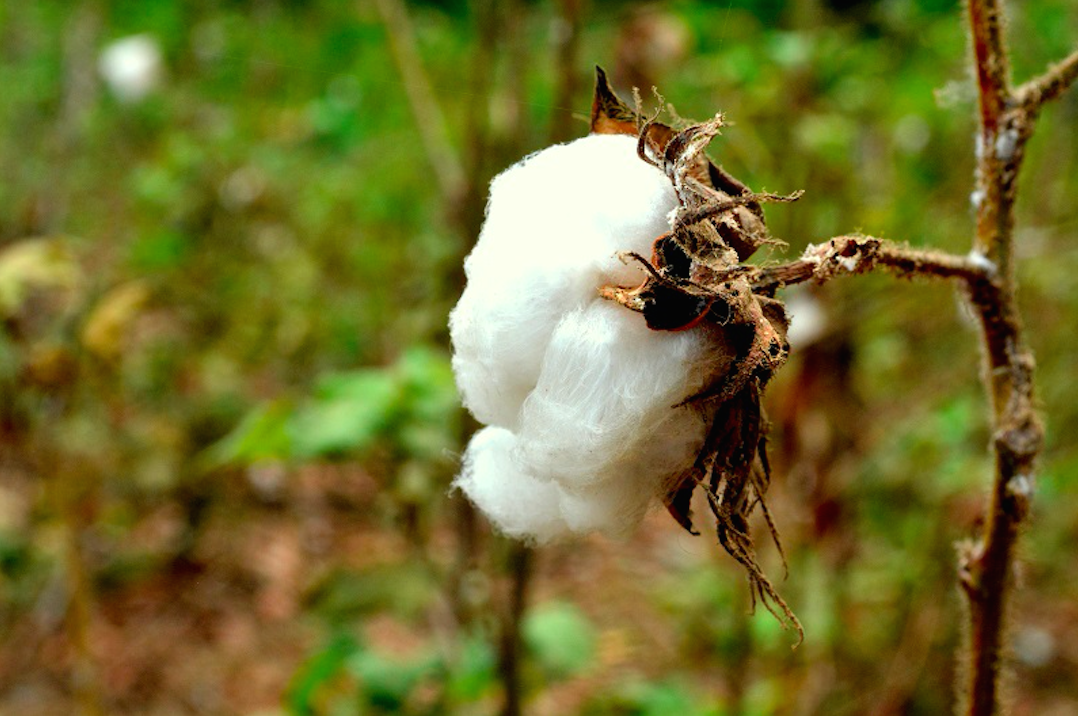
[207, 345, 458, 464]
[1, 0, 1077, 714]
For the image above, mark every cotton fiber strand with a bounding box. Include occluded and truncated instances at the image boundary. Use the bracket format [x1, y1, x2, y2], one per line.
[450, 134, 713, 543]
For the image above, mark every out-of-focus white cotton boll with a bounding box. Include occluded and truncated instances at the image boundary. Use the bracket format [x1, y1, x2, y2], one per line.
[456, 426, 569, 543]
[450, 134, 678, 430]
[784, 286, 827, 350]
[98, 35, 164, 103]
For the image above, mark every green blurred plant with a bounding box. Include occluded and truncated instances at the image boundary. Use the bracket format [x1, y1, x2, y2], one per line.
[207, 345, 459, 465]
[287, 629, 497, 716]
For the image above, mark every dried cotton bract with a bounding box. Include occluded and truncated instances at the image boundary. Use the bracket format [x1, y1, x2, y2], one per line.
[451, 134, 712, 542]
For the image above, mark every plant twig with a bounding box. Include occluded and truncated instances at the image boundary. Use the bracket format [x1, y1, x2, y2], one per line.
[497, 543, 532, 716]
[744, 220, 1046, 716]
[967, 0, 1010, 131]
[765, 3, 1075, 710]
[750, 236, 993, 293]
[1016, 48, 1078, 111]
[372, 0, 466, 203]
[958, 3, 1069, 713]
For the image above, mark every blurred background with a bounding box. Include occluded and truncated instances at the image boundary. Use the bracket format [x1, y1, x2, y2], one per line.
[1, 0, 1077, 714]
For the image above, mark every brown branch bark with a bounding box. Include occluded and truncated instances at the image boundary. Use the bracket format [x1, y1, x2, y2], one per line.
[750, 232, 1040, 716]
[1016, 48, 1078, 111]
[967, 0, 1010, 133]
[760, 2, 1074, 709]
[750, 236, 993, 293]
[960, 3, 1052, 713]
[497, 543, 533, 716]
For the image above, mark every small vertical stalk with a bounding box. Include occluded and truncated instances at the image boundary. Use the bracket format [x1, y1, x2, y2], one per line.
[498, 543, 533, 716]
[371, 0, 466, 204]
[958, 1, 1064, 714]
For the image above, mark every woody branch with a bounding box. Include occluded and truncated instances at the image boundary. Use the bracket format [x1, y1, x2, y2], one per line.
[752, 1, 1075, 708]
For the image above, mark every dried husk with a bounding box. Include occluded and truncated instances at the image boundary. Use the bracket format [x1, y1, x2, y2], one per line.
[591, 68, 803, 639]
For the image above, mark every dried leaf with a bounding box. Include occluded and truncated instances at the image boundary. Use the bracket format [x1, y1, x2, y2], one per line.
[600, 100, 804, 642]
[81, 280, 151, 360]
[589, 67, 776, 261]
[0, 238, 81, 317]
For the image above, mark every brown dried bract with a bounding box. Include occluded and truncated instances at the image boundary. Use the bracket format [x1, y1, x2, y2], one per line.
[592, 67, 803, 641]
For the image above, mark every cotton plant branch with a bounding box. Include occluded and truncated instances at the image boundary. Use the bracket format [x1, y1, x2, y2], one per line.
[750, 236, 994, 292]
[1016, 48, 1078, 113]
[961, 2, 1073, 713]
[373, 5, 539, 715]
[749, 236, 1035, 715]
[753, 1, 1076, 709]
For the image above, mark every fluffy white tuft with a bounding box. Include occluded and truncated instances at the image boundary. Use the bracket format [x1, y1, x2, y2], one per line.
[98, 35, 164, 104]
[450, 134, 710, 542]
[456, 426, 570, 543]
[515, 300, 706, 488]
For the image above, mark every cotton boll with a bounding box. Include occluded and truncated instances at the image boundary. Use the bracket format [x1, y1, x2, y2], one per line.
[516, 300, 708, 489]
[450, 134, 678, 429]
[455, 426, 570, 543]
[450, 266, 578, 429]
[98, 35, 163, 104]
[451, 133, 709, 543]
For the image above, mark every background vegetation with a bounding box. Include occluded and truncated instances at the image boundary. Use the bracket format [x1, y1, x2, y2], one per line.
[1, 0, 1076, 713]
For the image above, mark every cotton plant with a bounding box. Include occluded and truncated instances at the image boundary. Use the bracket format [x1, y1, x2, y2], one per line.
[450, 69, 801, 630]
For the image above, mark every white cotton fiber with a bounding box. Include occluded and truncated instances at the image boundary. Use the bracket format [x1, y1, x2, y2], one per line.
[450, 135, 678, 429]
[456, 426, 570, 543]
[515, 300, 706, 487]
[450, 134, 712, 543]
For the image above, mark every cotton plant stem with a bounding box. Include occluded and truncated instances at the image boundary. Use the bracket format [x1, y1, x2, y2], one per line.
[63, 501, 104, 716]
[498, 544, 533, 716]
[371, 0, 466, 204]
[750, 236, 994, 292]
[748, 230, 1035, 716]
[961, 1, 1078, 712]
[754, 0, 1077, 705]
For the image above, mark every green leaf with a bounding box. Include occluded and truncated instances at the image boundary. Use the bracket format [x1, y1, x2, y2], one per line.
[446, 634, 497, 702]
[306, 563, 437, 624]
[202, 399, 294, 467]
[347, 647, 438, 711]
[523, 601, 596, 678]
[288, 369, 402, 459]
[396, 346, 460, 460]
[287, 631, 362, 716]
